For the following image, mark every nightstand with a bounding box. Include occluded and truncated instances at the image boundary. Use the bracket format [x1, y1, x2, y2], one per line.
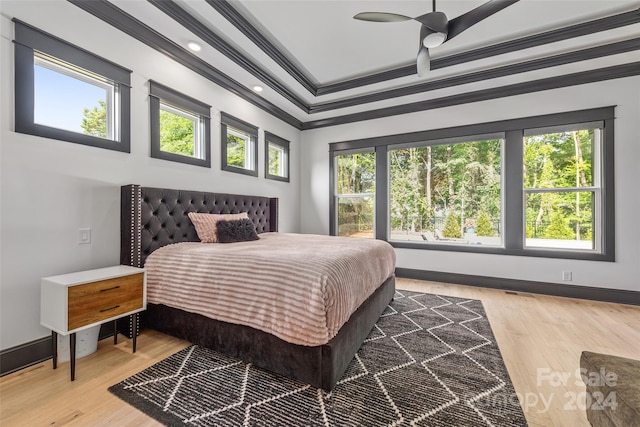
[41, 265, 146, 380]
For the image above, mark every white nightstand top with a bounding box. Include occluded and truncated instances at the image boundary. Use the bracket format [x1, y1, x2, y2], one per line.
[42, 265, 144, 287]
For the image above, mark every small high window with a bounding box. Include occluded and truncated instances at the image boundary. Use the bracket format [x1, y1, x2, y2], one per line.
[221, 113, 258, 177]
[265, 132, 290, 182]
[149, 81, 211, 167]
[34, 53, 116, 138]
[14, 19, 131, 152]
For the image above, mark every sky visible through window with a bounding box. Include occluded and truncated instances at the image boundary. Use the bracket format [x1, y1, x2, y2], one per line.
[34, 64, 107, 133]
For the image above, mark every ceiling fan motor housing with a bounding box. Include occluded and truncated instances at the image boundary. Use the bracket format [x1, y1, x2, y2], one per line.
[417, 11, 448, 48]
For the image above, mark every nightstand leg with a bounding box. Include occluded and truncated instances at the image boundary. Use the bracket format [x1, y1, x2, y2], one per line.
[132, 313, 137, 353]
[70, 333, 76, 381]
[51, 331, 57, 369]
[113, 319, 118, 345]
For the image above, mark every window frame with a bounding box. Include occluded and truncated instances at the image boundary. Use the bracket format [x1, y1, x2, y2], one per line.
[34, 53, 118, 140]
[387, 133, 506, 247]
[264, 131, 290, 182]
[522, 122, 604, 253]
[13, 19, 131, 152]
[149, 80, 211, 168]
[221, 112, 259, 177]
[330, 148, 377, 239]
[329, 107, 615, 261]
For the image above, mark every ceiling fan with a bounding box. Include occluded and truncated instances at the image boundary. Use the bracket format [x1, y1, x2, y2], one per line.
[354, 0, 519, 77]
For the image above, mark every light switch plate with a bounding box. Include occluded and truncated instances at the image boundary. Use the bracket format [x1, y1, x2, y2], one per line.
[78, 228, 91, 244]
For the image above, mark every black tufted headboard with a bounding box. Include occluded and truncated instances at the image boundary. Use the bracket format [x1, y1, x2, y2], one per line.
[120, 184, 278, 268]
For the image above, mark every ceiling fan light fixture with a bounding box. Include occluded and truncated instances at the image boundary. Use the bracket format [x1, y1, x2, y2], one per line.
[417, 46, 430, 78]
[422, 31, 447, 48]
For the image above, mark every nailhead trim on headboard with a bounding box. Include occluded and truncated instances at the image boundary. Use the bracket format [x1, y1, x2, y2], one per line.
[129, 186, 134, 267]
[121, 185, 279, 268]
[135, 185, 142, 268]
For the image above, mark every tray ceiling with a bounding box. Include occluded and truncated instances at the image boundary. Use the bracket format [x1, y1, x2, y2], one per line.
[72, 0, 640, 128]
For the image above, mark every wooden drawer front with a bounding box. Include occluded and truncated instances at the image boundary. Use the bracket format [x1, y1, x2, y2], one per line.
[68, 273, 144, 330]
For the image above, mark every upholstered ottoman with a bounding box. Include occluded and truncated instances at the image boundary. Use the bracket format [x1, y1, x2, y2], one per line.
[580, 351, 640, 427]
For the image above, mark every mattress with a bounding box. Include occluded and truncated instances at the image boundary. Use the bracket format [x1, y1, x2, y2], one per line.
[144, 232, 396, 346]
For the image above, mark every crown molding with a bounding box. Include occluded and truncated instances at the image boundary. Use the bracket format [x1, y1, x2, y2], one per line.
[149, 0, 309, 112]
[301, 62, 640, 129]
[67, 0, 303, 128]
[205, 0, 318, 96]
[316, 7, 640, 94]
[309, 37, 640, 114]
[202, 1, 640, 95]
[66, 1, 640, 131]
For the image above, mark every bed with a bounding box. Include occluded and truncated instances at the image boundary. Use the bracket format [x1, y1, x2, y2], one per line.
[120, 184, 396, 390]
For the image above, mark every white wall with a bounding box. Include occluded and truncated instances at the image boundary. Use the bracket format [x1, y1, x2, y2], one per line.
[1, 1, 638, 354]
[300, 77, 640, 294]
[0, 2, 301, 350]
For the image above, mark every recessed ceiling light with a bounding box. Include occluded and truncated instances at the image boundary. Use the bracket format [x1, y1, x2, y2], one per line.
[253, 85, 263, 92]
[187, 41, 202, 52]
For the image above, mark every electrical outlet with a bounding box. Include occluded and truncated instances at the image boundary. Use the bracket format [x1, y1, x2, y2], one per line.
[562, 271, 572, 281]
[78, 228, 91, 244]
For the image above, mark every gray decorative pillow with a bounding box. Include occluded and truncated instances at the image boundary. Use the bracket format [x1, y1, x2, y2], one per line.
[216, 218, 259, 243]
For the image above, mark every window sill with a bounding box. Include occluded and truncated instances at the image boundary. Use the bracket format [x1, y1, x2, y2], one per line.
[389, 240, 613, 261]
[222, 164, 258, 177]
[15, 123, 130, 153]
[265, 173, 289, 182]
[150, 149, 210, 168]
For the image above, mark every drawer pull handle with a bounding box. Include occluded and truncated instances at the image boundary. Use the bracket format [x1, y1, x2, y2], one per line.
[100, 305, 120, 313]
[100, 286, 121, 292]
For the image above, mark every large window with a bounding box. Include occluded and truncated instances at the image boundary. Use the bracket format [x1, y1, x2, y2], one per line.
[14, 20, 131, 152]
[330, 107, 614, 261]
[149, 81, 211, 167]
[524, 124, 601, 251]
[334, 151, 375, 238]
[265, 132, 290, 182]
[221, 113, 258, 177]
[389, 138, 503, 245]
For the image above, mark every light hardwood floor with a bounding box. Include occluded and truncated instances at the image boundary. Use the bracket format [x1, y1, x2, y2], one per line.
[1, 278, 638, 426]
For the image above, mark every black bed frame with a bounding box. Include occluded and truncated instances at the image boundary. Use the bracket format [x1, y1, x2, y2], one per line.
[120, 184, 395, 390]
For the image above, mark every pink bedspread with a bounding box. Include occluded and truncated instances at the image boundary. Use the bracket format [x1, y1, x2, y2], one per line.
[144, 233, 396, 346]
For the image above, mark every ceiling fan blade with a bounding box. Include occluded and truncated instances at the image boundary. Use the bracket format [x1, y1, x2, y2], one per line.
[414, 11, 448, 33]
[353, 12, 413, 22]
[417, 26, 430, 77]
[417, 46, 430, 77]
[447, 0, 519, 40]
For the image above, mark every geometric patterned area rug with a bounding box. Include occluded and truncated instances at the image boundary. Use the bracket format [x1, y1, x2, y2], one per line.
[109, 290, 528, 426]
